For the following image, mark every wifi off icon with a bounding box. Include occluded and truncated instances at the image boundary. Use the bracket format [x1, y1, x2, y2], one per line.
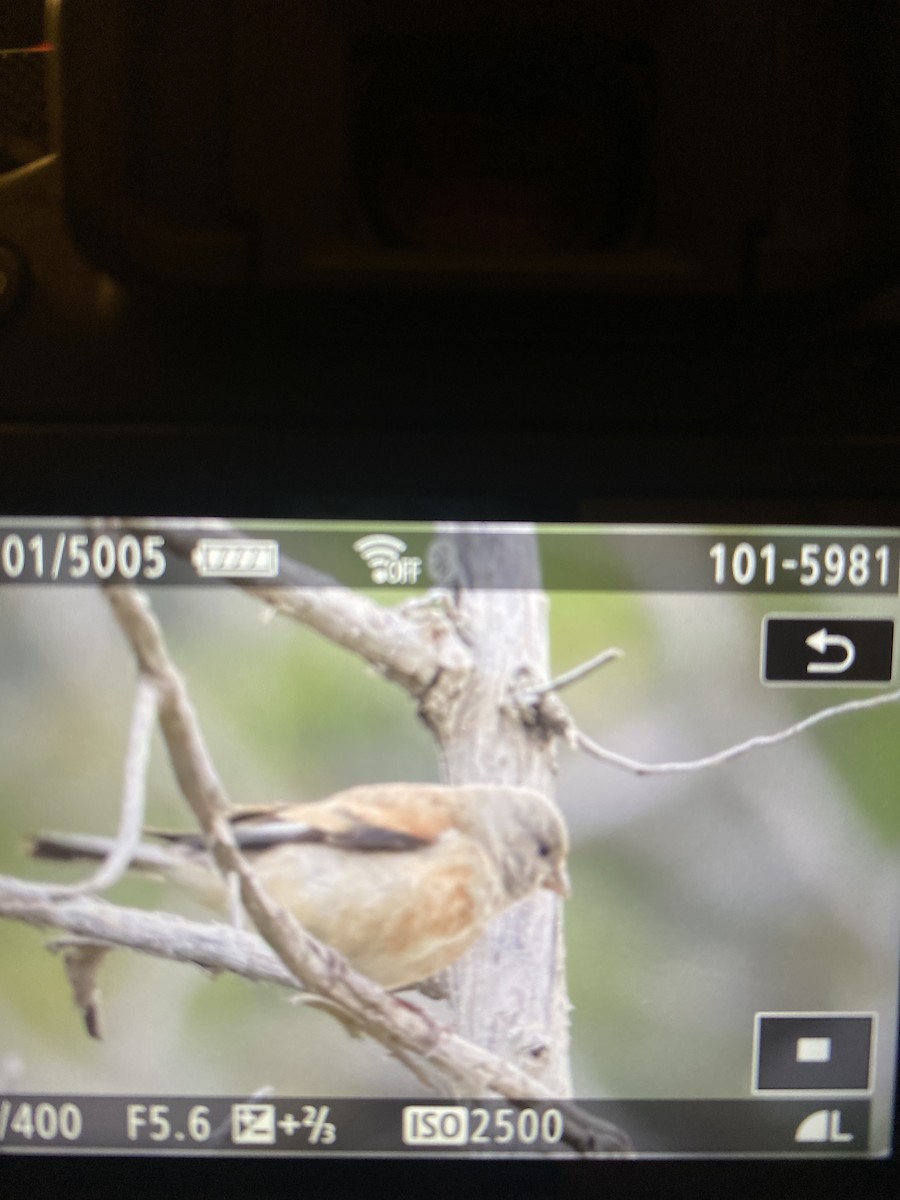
[353, 534, 423, 586]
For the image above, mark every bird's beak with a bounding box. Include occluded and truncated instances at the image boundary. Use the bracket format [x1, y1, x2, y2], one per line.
[544, 862, 571, 899]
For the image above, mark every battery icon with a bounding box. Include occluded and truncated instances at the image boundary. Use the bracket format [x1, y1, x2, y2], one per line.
[191, 538, 280, 579]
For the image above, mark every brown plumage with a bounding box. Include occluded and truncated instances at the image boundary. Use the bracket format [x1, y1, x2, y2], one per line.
[31, 782, 569, 990]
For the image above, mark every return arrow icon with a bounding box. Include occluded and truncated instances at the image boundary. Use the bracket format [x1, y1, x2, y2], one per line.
[805, 627, 856, 675]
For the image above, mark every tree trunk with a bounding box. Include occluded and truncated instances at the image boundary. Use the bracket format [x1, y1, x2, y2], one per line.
[432, 526, 571, 1096]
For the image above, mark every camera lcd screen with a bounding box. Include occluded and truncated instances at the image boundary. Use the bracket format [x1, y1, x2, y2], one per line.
[0, 518, 897, 1160]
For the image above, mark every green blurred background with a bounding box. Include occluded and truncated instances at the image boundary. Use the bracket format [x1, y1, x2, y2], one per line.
[0, 542, 897, 1145]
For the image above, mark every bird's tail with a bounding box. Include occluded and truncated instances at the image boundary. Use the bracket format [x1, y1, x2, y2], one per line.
[28, 832, 181, 874]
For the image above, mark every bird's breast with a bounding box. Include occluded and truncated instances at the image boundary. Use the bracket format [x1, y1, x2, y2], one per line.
[250, 831, 504, 989]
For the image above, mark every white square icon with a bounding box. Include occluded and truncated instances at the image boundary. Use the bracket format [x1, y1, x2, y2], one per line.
[796, 1036, 832, 1064]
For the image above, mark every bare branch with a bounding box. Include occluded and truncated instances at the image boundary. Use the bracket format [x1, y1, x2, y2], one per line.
[523, 648, 624, 699]
[53, 940, 112, 1040]
[0, 877, 305, 987]
[574, 687, 900, 776]
[142, 519, 472, 698]
[105, 587, 232, 823]
[0, 879, 630, 1151]
[34, 675, 158, 898]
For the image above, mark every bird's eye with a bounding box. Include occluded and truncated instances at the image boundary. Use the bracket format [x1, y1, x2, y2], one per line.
[537, 840, 551, 858]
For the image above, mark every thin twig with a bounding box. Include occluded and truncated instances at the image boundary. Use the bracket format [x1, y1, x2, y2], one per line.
[575, 687, 900, 776]
[26, 675, 157, 898]
[524, 648, 624, 699]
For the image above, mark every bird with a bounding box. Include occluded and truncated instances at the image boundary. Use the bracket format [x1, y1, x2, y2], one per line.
[30, 782, 570, 991]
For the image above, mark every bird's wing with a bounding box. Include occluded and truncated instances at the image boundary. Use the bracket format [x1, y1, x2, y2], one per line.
[231, 818, 430, 853]
[274, 784, 462, 845]
[147, 785, 457, 855]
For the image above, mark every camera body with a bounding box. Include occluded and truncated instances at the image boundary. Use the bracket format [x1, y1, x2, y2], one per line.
[51, 0, 900, 297]
[2, 0, 900, 420]
[1, 4, 900, 1199]
[2, 0, 900, 434]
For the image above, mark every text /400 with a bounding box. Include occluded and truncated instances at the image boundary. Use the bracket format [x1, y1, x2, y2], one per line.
[0, 1099, 83, 1142]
